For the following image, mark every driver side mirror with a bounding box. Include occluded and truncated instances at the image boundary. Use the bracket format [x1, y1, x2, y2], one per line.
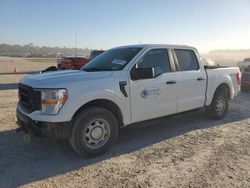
[131, 65, 155, 80]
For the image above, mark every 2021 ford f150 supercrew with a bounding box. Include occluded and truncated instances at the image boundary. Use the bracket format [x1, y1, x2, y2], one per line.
[16, 44, 241, 156]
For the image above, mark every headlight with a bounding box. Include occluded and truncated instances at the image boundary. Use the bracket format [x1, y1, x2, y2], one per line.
[40, 89, 68, 114]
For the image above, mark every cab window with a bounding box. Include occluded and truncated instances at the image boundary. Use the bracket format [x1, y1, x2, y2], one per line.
[174, 49, 199, 71]
[137, 49, 171, 77]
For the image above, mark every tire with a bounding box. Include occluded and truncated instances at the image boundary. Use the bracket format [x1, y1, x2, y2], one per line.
[69, 107, 119, 157]
[206, 89, 229, 120]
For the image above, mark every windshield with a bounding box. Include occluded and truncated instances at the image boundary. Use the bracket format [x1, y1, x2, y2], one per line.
[82, 47, 142, 71]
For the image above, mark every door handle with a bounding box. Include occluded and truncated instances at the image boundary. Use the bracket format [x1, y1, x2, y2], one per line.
[166, 80, 177, 84]
[197, 77, 205, 81]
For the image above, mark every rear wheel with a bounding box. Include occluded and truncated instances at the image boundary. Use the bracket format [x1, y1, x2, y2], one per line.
[70, 107, 119, 157]
[206, 89, 228, 120]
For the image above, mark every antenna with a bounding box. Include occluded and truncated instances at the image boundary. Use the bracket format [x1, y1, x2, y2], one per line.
[75, 32, 77, 57]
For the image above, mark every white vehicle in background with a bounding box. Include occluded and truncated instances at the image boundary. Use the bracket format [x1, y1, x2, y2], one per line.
[237, 58, 250, 71]
[16, 44, 241, 157]
[202, 58, 216, 67]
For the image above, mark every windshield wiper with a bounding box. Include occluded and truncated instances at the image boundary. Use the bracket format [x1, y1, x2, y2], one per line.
[82, 67, 100, 72]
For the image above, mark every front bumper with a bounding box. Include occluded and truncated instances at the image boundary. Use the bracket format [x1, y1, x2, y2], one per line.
[16, 108, 72, 139]
[17, 102, 72, 122]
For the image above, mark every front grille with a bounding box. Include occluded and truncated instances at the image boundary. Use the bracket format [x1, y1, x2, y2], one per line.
[18, 84, 41, 113]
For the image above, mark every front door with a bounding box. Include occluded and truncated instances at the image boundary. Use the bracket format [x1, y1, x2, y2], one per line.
[129, 49, 178, 123]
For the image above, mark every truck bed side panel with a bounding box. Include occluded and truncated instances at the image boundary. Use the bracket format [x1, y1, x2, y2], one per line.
[205, 68, 240, 106]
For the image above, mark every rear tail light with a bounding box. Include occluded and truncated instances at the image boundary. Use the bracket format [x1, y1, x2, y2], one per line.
[236, 72, 241, 85]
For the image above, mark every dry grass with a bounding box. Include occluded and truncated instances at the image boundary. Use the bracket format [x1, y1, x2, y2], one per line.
[24, 58, 57, 64]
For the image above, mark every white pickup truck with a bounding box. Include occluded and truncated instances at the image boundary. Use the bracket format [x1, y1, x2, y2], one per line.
[16, 44, 241, 156]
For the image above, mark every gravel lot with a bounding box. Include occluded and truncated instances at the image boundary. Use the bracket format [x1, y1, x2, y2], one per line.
[0, 57, 250, 187]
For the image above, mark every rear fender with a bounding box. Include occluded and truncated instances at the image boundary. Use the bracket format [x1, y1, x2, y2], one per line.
[205, 76, 233, 106]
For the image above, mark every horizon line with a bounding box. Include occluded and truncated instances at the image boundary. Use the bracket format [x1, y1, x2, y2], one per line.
[1, 42, 250, 54]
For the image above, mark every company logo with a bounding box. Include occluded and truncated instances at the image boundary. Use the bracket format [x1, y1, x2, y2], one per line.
[141, 89, 149, 98]
[141, 88, 161, 99]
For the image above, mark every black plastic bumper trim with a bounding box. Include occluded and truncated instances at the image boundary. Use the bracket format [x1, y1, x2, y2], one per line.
[16, 108, 72, 139]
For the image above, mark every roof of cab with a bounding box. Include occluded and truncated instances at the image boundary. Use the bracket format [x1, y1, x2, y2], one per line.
[113, 44, 196, 50]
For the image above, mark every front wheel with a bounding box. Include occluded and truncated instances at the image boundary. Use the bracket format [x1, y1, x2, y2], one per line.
[206, 90, 228, 120]
[70, 107, 119, 157]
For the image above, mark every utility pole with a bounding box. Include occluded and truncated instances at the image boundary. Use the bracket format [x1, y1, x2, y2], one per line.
[75, 32, 77, 57]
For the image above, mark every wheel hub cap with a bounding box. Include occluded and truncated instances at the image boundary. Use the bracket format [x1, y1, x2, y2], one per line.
[90, 127, 103, 140]
[83, 119, 110, 149]
[216, 98, 225, 115]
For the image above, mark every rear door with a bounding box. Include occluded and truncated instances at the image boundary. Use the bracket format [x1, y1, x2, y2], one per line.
[173, 49, 206, 112]
[129, 48, 178, 123]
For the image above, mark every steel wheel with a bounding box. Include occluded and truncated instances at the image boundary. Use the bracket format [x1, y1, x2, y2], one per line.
[206, 89, 229, 120]
[215, 97, 226, 116]
[83, 119, 111, 149]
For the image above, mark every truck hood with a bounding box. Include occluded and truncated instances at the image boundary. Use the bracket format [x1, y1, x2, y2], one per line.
[21, 70, 113, 88]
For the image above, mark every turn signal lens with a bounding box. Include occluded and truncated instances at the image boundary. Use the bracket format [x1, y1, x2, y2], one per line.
[41, 99, 58, 105]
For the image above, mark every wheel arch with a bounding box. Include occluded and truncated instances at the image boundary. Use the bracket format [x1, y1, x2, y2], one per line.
[213, 83, 231, 100]
[72, 99, 124, 127]
[205, 82, 230, 119]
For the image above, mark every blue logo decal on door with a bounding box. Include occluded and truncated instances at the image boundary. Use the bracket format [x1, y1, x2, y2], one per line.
[141, 88, 161, 99]
[141, 89, 149, 98]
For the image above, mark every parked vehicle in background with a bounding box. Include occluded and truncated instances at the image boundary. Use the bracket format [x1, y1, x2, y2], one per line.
[57, 57, 89, 70]
[89, 50, 105, 60]
[16, 44, 241, 157]
[57, 50, 105, 70]
[241, 65, 250, 92]
[40, 66, 57, 73]
[237, 58, 250, 71]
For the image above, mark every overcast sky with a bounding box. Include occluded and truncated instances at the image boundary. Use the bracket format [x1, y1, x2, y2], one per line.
[0, 0, 250, 53]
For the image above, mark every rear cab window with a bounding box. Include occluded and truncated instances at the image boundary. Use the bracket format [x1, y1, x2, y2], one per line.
[174, 49, 199, 71]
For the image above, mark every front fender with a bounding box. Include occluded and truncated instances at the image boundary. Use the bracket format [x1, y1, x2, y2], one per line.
[66, 90, 130, 125]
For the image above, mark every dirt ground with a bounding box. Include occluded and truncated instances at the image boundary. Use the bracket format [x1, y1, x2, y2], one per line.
[0, 56, 55, 84]
[0, 57, 250, 188]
